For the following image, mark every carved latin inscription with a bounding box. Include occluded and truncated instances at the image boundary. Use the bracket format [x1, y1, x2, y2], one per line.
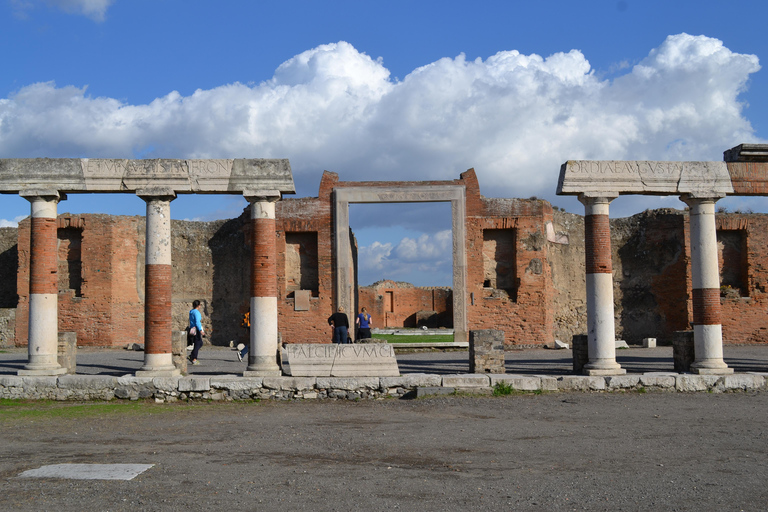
[557, 160, 732, 197]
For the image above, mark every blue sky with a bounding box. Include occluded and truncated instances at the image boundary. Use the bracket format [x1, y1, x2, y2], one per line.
[1, 0, 767, 285]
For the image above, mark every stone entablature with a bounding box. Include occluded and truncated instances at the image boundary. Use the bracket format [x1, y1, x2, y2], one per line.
[0, 158, 295, 195]
[557, 160, 733, 197]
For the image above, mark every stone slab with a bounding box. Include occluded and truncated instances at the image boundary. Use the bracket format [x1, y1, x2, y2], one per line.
[178, 377, 211, 392]
[294, 290, 311, 311]
[261, 376, 316, 391]
[489, 374, 541, 391]
[557, 376, 607, 391]
[442, 374, 490, 387]
[557, 160, 733, 197]
[605, 375, 641, 390]
[284, 343, 399, 377]
[57, 375, 118, 390]
[18, 463, 154, 481]
[0, 158, 295, 195]
[380, 374, 442, 389]
[316, 377, 380, 391]
[415, 386, 456, 398]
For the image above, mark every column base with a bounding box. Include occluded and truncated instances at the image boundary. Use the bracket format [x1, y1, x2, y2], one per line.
[584, 359, 625, 376]
[244, 356, 281, 376]
[135, 368, 181, 377]
[691, 360, 733, 375]
[18, 366, 67, 376]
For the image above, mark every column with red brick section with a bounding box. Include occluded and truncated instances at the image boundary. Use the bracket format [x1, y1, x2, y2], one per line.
[244, 192, 282, 376]
[579, 195, 625, 376]
[136, 189, 180, 376]
[19, 191, 67, 376]
[682, 196, 732, 374]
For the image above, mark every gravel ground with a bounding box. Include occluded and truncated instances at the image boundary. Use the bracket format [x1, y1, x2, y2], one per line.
[3, 344, 768, 376]
[1, 393, 767, 511]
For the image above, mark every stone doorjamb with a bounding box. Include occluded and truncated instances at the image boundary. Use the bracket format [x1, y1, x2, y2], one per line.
[333, 186, 468, 343]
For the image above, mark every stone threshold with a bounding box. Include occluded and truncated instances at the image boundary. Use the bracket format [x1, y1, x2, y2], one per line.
[1, 372, 767, 402]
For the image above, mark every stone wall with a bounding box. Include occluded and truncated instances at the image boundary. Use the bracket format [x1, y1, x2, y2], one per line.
[1, 373, 765, 402]
[358, 281, 452, 329]
[5, 185, 768, 350]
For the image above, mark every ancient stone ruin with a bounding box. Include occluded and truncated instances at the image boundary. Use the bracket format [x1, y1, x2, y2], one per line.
[0, 144, 767, 377]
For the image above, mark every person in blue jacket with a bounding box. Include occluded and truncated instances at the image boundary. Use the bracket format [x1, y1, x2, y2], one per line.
[188, 300, 206, 365]
[356, 307, 373, 340]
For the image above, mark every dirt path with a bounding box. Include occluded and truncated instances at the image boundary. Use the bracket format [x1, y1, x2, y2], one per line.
[2, 393, 767, 511]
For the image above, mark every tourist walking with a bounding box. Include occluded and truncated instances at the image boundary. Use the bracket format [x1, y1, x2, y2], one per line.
[328, 306, 350, 344]
[237, 310, 250, 362]
[356, 307, 373, 340]
[188, 300, 206, 365]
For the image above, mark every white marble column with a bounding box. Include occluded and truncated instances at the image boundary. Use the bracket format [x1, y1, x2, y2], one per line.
[244, 191, 282, 376]
[682, 196, 732, 374]
[579, 194, 625, 376]
[19, 190, 67, 376]
[136, 188, 180, 376]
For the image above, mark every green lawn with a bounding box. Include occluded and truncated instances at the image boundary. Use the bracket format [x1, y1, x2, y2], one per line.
[370, 334, 455, 344]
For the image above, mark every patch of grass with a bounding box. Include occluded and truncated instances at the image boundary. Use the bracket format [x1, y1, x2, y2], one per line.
[493, 381, 515, 396]
[0, 400, 175, 421]
[373, 334, 455, 344]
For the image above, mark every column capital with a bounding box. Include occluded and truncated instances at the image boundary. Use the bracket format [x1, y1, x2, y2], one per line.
[20, 189, 65, 202]
[578, 193, 617, 207]
[244, 190, 281, 203]
[136, 187, 177, 201]
[680, 195, 724, 207]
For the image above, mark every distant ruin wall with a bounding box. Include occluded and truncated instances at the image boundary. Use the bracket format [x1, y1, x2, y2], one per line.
[5, 204, 768, 349]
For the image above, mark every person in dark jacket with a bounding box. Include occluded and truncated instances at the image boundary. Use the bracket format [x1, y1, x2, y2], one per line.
[328, 306, 350, 344]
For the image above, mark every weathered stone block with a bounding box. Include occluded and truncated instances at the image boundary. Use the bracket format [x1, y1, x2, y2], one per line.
[178, 377, 210, 392]
[57, 375, 118, 390]
[639, 374, 677, 389]
[572, 335, 588, 373]
[605, 375, 640, 390]
[262, 376, 316, 391]
[672, 331, 695, 373]
[380, 374, 441, 390]
[57, 332, 77, 374]
[316, 377, 379, 391]
[720, 374, 766, 391]
[489, 374, 540, 391]
[557, 376, 607, 391]
[284, 343, 399, 377]
[469, 329, 505, 374]
[211, 377, 263, 391]
[442, 374, 490, 387]
[675, 375, 721, 392]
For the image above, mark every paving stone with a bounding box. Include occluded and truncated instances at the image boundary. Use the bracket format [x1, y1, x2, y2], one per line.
[442, 374, 490, 387]
[18, 463, 154, 480]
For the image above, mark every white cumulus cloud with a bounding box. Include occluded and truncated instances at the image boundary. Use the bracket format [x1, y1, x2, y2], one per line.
[0, 35, 761, 205]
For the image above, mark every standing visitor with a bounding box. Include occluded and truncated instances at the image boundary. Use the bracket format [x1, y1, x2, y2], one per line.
[237, 310, 250, 362]
[356, 307, 373, 340]
[328, 306, 350, 344]
[188, 300, 206, 365]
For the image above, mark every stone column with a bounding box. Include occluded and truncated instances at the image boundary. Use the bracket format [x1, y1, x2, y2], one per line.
[243, 191, 282, 376]
[681, 196, 732, 374]
[578, 195, 625, 376]
[18, 190, 67, 376]
[136, 188, 180, 377]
